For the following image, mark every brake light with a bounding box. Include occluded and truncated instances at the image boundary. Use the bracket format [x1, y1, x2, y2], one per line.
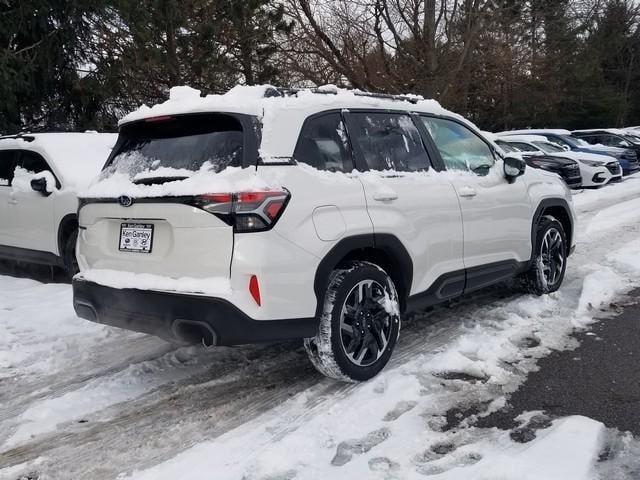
[144, 115, 173, 123]
[192, 189, 290, 232]
[249, 275, 261, 306]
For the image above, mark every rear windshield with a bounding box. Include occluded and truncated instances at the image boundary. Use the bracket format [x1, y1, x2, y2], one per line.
[104, 114, 245, 179]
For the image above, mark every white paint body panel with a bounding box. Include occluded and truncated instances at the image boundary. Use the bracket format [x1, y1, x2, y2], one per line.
[358, 171, 464, 295]
[447, 168, 533, 267]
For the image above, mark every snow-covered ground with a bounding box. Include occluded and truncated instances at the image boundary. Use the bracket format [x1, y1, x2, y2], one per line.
[2, 179, 640, 479]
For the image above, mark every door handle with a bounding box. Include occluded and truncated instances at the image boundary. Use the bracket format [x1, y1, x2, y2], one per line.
[8, 199, 18, 205]
[373, 191, 399, 202]
[458, 186, 477, 198]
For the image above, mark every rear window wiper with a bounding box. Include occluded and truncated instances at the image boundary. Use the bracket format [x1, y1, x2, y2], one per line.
[132, 176, 189, 186]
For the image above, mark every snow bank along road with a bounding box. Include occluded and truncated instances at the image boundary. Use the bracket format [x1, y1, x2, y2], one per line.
[2, 179, 640, 480]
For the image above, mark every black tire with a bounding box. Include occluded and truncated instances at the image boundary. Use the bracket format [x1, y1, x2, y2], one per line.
[520, 215, 567, 295]
[304, 261, 401, 382]
[62, 229, 79, 278]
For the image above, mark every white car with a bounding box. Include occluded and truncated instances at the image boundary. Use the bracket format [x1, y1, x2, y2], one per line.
[496, 128, 634, 177]
[495, 135, 622, 187]
[73, 86, 577, 382]
[0, 132, 117, 275]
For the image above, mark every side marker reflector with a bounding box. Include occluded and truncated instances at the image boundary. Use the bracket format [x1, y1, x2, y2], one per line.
[249, 275, 261, 306]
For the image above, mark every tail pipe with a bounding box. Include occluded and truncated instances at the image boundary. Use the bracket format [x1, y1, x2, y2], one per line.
[171, 319, 218, 347]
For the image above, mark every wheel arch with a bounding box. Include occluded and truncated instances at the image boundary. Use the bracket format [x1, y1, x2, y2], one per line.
[532, 198, 574, 259]
[313, 234, 413, 315]
[57, 213, 78, 257]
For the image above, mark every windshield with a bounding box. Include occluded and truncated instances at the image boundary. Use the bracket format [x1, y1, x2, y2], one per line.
[622, 134, 640, 145]
[496, 141, 518, 153]
[508, 142, 538, 152]
[560, 135, 588, 147]
[104, 114, 245, 180]
[534, 141, 564, 153]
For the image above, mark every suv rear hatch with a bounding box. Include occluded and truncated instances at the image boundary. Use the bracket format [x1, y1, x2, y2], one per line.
[77, 113, 281, 283]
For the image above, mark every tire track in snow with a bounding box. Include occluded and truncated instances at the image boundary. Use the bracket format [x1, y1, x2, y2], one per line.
[0, 283, 528, 479]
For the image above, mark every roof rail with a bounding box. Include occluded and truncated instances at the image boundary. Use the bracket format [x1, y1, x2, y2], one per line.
[353, 91, 420, 104]
[0, 133, 35, 142]
[262, 87, 420, 104]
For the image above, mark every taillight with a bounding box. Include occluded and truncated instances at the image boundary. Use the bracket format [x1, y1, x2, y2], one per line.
[144, 115, 174, 123]
[191, 190, 290, 232]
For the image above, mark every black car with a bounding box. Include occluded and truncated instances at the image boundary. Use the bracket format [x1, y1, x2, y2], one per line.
[496, 140, 582, 188]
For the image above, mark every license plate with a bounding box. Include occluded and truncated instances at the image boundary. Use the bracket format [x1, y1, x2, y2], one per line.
[119, 223, 154, 253]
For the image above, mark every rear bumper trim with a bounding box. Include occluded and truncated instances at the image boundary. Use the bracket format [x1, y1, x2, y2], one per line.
[73, 279, 319, 346]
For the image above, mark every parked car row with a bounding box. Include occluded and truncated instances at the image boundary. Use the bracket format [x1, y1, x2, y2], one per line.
[4, 85, 635, 382]
[492, 128, 640, 187]
[0, 133, 117, 276]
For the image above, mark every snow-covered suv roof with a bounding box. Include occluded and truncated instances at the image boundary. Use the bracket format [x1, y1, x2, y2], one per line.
[0, 132, 117, 190]
[120, 85, 477, 161]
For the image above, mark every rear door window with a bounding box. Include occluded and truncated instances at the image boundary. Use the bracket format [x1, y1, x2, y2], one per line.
[294, 112, 353, 172]
[348, 112, 430, 172]
[0, 150, 17, 186]
[106, 114, 246, 180]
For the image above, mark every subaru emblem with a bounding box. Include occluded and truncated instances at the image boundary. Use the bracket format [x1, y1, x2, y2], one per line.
[119, 195, 133, 207]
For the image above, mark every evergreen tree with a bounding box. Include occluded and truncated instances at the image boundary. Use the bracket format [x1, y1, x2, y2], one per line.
[0, 0, 106, 132]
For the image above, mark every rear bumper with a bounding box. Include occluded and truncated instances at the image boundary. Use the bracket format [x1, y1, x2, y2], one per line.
[73, 279, 318, 346]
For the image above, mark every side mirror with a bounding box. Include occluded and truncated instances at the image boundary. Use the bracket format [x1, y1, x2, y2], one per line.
[30, 176, 51, 196]
[504, 156, 526, 183]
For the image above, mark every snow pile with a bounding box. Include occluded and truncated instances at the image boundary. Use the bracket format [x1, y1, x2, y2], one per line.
[429, 416, 604, 480]
[609, 238, 640, 272]
[77, 269, 231, 296]
[574, 267, 627, 322]
[585, 196, 640, 234]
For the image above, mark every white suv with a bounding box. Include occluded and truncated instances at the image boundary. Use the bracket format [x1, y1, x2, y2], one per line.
[495, 134, 622, 187]
[73, 86, 577, 382]
[0, 133, 116, 275]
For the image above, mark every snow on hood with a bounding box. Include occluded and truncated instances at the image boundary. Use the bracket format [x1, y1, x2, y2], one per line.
[548, 151, 616, 164]
[580, 143, 627, 154]
[499, 134, 550, 143]
[572, 128, 632, 136]
[0, 133, 117, 191]
[118, 84, 478, 162]
[496, 129, 572, 136]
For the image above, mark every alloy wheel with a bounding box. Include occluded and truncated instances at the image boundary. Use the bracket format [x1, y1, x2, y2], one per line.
[540, 227, 564, 287]
[339, 279, 394, 367]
